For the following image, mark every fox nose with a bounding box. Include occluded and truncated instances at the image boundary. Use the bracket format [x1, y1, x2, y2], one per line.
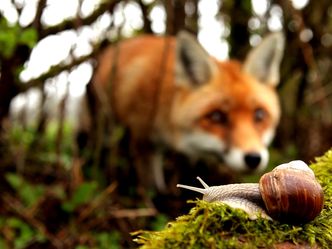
[244, 153, 261, 169]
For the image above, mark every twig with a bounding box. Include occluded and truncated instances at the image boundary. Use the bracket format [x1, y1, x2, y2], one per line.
[70, 157, 84, 190]
[136, 0, 153, 33]
[20, 54, 95, 92]
[3, 194, 64, 248]
[32, 0, 47, 33]
[55, 76, 70, 168]
[110, 208, 158, 219]
[78, 182, 118, 221]
[39, 0, 120, 39]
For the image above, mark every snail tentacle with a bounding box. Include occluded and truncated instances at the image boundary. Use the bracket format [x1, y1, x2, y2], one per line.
[196, 176, 209, 188]
[176, 184, 207, 195]
[176, 176, 210, 194]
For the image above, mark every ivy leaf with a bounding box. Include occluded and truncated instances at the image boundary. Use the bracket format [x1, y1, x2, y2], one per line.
[0, 18, 37, 58]
[5, 173, 45, 207]
[62, 181, 98, 212]
[0, 29, 17, 58]
[19, 28, 38, 49]
[5, 173, 23, 190]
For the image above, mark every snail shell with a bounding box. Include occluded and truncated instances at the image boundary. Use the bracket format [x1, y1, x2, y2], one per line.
[177, 160, 324, 223]
[259, 160, 324, 223]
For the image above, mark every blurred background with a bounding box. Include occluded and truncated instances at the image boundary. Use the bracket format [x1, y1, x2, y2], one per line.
[0, 0, 331, 248]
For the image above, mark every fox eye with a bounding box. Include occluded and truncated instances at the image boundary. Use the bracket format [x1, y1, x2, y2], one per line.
[206, 110, 228, 125]
[254, 108, 266, 122]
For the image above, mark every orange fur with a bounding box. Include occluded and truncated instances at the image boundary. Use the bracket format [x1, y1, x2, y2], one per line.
[87, 32, 284, 190]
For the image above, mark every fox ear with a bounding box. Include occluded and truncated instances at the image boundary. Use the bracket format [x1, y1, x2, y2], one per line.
[243, 32, 285, 87]
[175, 31, 217, 88]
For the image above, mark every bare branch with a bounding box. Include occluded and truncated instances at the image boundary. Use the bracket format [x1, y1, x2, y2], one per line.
[39, 0, 120, 38]
[32, 0, 47, 33]
[78, 182, 117, 221]
[136, 0, 153, 33]
[20, 51, 97, 92]
[11, 0, 23, 16]
[3, 194, 63, 248]
[110, 208, 158, 219]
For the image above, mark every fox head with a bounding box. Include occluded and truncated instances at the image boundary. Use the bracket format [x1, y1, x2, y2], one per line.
[170, 31, 284, 173]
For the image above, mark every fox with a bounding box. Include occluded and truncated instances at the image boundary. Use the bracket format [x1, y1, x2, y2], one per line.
[82, 31, 285, 192]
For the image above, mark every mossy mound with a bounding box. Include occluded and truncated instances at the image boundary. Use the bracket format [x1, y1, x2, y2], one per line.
[133, 149, 332, 248]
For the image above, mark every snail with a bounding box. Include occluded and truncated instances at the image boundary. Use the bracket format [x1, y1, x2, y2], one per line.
[177, 160, 324, 223]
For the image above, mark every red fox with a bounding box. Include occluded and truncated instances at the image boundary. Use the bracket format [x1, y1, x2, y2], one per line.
[83, 31, 284, 192]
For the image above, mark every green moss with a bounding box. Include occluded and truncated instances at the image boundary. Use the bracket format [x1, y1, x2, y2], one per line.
[133, 149, 332, 248]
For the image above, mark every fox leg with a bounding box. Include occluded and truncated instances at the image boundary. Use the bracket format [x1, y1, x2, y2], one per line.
[151, 149, 167, 193]
[131, 140, 167, 197]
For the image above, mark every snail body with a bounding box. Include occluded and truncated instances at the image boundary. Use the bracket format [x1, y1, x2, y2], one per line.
[177, 160, 324, 223]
